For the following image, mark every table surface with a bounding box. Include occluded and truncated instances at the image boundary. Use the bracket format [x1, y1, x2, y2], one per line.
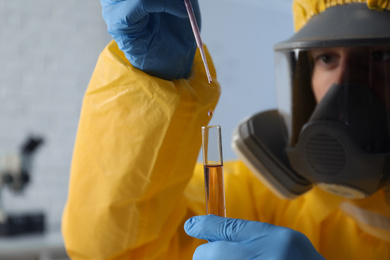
[0, 228, 68, 259]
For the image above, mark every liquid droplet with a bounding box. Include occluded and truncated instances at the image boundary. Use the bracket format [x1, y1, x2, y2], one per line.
[208, 109, 213, 117]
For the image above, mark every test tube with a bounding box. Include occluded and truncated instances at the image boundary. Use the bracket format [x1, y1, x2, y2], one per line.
[201, 125, 226, 217]
[184, 0, 212, 83]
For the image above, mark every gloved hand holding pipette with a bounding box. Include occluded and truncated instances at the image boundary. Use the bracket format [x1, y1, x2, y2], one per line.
[185, 215, 325, 260]
[100, 0, 201, 80]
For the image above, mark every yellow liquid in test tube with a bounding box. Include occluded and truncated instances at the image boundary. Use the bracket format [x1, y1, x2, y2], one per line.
[204, 164, 226, 216]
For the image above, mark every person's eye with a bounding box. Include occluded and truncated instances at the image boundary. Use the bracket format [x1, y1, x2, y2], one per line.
[313, 53, 338, 68]
[372, 50, 390, 62]
[318, 54, 333, 63]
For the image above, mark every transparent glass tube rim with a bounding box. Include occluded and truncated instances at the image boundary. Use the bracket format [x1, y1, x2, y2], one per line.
[202, 125, 223, 166]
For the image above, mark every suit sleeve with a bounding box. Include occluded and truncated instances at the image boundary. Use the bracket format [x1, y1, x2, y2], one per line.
[62, 40, 220, 260]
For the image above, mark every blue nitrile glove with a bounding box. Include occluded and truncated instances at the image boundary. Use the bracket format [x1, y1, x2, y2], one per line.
[100, 0, 200, 80]
[184, 215, 325, 260]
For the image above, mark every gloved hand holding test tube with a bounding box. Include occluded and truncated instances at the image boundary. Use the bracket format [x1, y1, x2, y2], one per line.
[202, 125, 226, 217]
[184, 0, 212, 83]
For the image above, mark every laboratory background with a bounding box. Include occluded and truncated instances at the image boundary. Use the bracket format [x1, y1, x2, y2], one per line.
[0, 0, 293, 259]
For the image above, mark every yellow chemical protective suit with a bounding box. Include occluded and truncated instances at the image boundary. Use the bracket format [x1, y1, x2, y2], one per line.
[62, 1, 390, 259]
[62, 40, 390, 260]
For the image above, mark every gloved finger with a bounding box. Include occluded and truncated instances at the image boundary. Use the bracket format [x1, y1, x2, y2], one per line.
[101, 0, 190, 20]
[143, 0, 202, 28]
[101, 0, 201, 34]
[142, 0, 190, 18]
[184, 215, 275, 242]
[192, 241, 256, 260]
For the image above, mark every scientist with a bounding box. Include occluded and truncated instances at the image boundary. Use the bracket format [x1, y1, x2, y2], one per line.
[62, 0, 390, 259]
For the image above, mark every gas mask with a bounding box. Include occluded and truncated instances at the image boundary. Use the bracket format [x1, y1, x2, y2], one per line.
[232, 3, 390, 199]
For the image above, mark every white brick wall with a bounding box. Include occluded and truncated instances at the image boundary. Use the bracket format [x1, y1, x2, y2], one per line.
[0, 0, 110, 230]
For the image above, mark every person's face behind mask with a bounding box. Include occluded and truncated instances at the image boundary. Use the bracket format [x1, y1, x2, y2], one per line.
[310, 46, 390, 105]
[282, 45, 390, 198]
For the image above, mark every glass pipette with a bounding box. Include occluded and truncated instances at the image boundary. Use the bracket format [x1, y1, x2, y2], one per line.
[184, 0, 212, 83]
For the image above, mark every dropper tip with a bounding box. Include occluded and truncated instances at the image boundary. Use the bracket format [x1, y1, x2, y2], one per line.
[207, 75, 212, 84]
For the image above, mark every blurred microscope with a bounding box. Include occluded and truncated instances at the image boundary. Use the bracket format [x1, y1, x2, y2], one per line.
[0, 136, 45, 236]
